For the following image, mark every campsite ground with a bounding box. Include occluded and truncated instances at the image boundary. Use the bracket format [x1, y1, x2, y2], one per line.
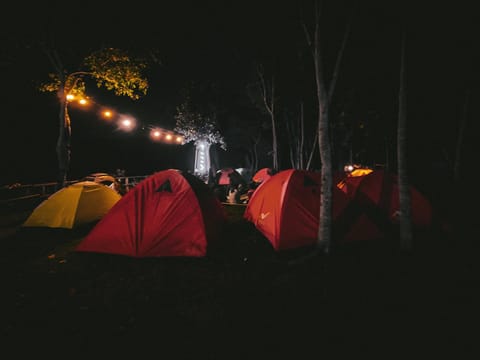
[0, 200, 477, 358]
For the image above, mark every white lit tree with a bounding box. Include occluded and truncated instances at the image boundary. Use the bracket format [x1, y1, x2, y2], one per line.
[174, 99, 226, 181]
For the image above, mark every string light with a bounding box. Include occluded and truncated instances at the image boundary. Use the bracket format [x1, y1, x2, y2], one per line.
[67, 93, 184, 145]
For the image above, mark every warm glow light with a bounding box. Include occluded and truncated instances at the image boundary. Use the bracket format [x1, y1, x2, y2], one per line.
[66, 94, 74, 101]
[147, 126, 184, 144]
[118, 117, 136, 132]
[78, 98, 88, 105]
[150, 128, 162, 140]
[100, 108, 116, 121]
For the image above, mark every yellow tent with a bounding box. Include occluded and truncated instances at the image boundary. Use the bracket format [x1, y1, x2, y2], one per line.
[336, 167, 373, 192]
[349, 168, 373, 177]
[22, 181, 121, 229]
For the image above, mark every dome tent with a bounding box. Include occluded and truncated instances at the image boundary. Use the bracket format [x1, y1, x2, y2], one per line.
[22, 181, 121, 229]
[244, 169, 387, 251]
[76, 169, 227, 257]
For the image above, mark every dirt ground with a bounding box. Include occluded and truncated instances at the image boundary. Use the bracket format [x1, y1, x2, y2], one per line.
[0, 202, 477, 358]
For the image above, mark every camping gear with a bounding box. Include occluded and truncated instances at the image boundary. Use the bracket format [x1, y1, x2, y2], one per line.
[336, 167, 373, 196]
[244, 169, 352, 251]
[336, 169, 433, 227]
[244, 169, 393, 251]
[252, 167, 273, 184]
[349, 168, 373, 177]
[216, 167, 246, 186]
[22, 181, 121, 229]
[82, 172, 122, 193]
[76, 169, 227, 257]
[216, 168, 235, 185]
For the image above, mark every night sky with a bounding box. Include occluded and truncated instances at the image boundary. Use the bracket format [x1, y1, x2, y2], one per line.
[1, 0, 478, 186]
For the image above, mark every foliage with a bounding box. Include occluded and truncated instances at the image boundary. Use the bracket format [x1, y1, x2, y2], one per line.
[174, 100, 226, 149]
[38, 48, 148, 100]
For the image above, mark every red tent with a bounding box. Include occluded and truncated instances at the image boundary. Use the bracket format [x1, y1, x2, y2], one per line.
[337, 169, 433, 228]
[335, 167, 373, 196]
[76, 169, 227, 257]
[243, 169, 382, 251]
[216, 168, 235, 185]
[252, 167, 273, 184]
[244, 169, 392, 250]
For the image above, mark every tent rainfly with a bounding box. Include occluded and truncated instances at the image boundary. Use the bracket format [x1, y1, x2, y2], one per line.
[22, 181, 121, 229]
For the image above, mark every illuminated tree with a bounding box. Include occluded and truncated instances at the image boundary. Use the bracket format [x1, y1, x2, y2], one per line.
[174, 99, 225, 180]
[39, 47, 149, 188]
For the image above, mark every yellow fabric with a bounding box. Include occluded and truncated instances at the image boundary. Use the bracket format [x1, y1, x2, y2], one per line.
[23, 181, 121, 229]
[349, 168, 373, 177]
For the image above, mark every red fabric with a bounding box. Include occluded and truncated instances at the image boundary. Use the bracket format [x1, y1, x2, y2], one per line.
[217, 168, 235, 185]
[340, 170, 433, 227]
[244, 169, 352, 251]
[252, 168, 273, 183]
[76, 169, 226, 257]
[246, 169, 434, 251]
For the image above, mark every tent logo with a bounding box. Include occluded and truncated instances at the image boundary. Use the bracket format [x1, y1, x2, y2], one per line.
[156, 180, 172, 193]
[260, 212, 270, 220]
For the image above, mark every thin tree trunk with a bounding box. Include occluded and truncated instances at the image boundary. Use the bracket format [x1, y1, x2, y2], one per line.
[45, 48, 71, 190]
[56, 90, 71, 189]
[270, 78, 278, 170]
[257, 66, 278, 171]
[293, 0, 355, 258]
[285, 108, 303, 169]
[315, 45, 333, 254]
[309, 1, 333, 254]
[397, 30, 413, 251]
[285, 110, 296, 168]
[304, 2, 354, 170]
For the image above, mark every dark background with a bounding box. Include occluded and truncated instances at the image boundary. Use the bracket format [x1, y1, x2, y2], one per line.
[1, 0, 478, 186]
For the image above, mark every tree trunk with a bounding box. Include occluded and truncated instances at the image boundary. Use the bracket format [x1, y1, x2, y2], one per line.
[270, 78, 278, 171]
[256, 65, 278, 172]
[296, 0, 354, 255]
[315, 66, 333, 254]
[304, 2, 353, 172]
[56, 95, 71, 189]
[313, 4, 333, 254]
[397, 30, 413, 251]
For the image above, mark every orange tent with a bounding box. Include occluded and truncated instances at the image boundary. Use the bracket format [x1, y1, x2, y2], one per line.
[245, 168, 433, 250]
[336, 167, 373, 194]
[338, 169, 433, 228]
[252, 167, 274, 184]
[244, 169, 387, 250]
